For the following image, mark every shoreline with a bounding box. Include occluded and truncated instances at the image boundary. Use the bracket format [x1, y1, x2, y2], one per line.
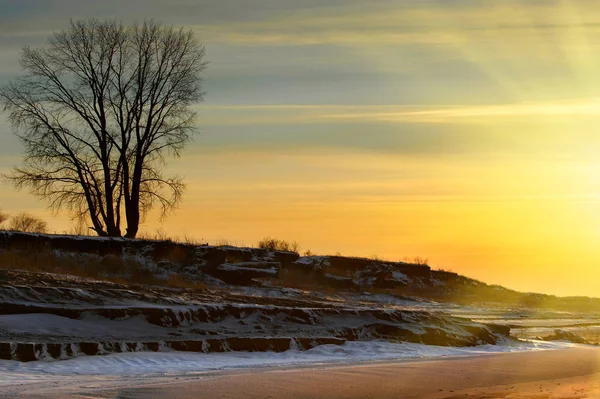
[4, 346, 600, 398]
[0, 339, 575, 382]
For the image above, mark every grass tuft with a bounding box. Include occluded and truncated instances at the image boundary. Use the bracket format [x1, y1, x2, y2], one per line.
[257, 237, 299, 253]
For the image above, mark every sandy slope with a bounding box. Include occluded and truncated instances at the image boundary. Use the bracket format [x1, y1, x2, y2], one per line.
[4, 347, 600, 398]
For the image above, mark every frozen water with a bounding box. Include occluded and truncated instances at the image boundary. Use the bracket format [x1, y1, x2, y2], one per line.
[0, 340, 578, 383]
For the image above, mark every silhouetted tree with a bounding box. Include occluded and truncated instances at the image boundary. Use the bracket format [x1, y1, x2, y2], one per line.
[9, 212, 48, 233]
[1, 20, 207, 237]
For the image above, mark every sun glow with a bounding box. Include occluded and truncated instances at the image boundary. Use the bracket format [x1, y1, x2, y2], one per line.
[2, 1, 600, 297]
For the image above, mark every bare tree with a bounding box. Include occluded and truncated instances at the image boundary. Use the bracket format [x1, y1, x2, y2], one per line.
[9, 212, 48, 233]
[1, 20, 207, 237]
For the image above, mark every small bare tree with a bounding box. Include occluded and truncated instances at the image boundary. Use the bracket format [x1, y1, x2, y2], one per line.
[1, 20, 207, 237]
[9, 212, 48, 233]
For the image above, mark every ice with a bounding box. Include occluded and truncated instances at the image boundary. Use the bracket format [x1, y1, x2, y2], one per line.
[0, 340, 579, 383]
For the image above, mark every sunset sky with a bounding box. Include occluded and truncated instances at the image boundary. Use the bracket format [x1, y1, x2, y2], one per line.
[1, 0, 600, 297]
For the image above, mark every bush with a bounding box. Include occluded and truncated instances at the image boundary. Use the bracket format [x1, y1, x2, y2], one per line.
[402, 256, 429, 266]
[257, 237, 299, 253]
[214, 238, 234, 247]
[9, 213, 48, 233]
[412, 256, 429, 266]
[0, 210, 8, 228]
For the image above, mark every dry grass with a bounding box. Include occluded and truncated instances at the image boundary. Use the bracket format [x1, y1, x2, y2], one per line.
[0, 210, 9, 227]
[401, 256, 429, 266]
[136, 230, 208, 246]
[136, 229, 175, 242]
[182, 234, 206, 246]
[214, 238, 234, 247]
[257, 237, 299, 253]
[0, 250, 205, 290]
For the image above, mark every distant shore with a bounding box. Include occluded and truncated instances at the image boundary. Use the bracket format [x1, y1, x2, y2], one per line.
[7, 347, 600, 398]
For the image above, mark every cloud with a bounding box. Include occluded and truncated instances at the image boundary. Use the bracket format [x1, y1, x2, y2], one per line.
[183, 0, 600, 48]
[3, 0, 600, 49]
[197, 100, 600, 125]
[3, 1, 600, 107]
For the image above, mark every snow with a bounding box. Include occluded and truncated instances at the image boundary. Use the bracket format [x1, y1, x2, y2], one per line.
[0, 313, 165, 338]
[295, 256, 329, 270]
[0, 340, 578, 383]
[324, 273, 352, 281]
[390, 271, 410, 284]
[217, 264, 278, 275]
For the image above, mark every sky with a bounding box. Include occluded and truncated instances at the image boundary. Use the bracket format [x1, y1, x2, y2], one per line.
[1, 0, 600, 297]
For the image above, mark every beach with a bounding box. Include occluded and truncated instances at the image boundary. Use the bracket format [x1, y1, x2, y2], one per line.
[5, 346, 600, 398]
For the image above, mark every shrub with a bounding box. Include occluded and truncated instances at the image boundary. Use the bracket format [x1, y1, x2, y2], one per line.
[412, 256, 429, 266]
[9, 213, 48, 233]
[257, 237, 299, 253]
[402, 256, 430, 266]
[182, 234, 206, 246]
[0, 210, 8, 228]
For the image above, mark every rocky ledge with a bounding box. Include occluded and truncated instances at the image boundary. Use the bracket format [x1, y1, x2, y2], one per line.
[0, 269, 511, 362]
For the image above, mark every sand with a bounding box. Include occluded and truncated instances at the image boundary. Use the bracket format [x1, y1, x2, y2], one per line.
[9, 346, 600, 398]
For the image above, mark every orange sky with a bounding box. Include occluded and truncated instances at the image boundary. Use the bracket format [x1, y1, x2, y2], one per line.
[1, 1, 600, 297]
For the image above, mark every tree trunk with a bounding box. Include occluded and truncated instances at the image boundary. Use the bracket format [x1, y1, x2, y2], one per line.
[124, 160, 142, 238]
[124, 198, 139, 238]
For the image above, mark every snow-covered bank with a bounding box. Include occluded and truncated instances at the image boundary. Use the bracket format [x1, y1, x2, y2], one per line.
[0, 269, 516, 363]
[0, 340, 578, 383]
